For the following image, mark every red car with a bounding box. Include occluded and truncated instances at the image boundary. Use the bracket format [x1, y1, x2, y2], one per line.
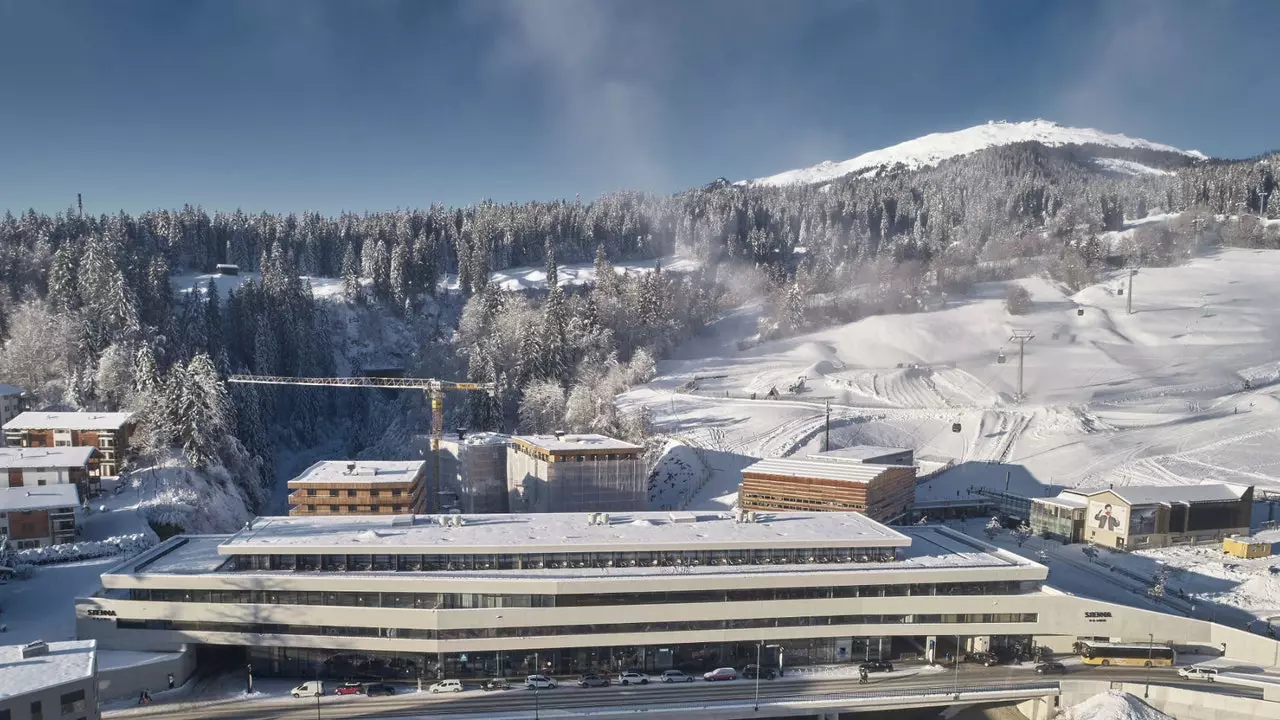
[334, 682, 364, 696]
[702, 667, 738, 681]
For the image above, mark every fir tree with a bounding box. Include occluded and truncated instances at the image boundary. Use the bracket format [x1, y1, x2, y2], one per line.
[341, 240, 361, 302]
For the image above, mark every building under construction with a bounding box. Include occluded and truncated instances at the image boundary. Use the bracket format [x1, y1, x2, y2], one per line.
[437, 432, 511, 514]
[507, 433, 647, 513]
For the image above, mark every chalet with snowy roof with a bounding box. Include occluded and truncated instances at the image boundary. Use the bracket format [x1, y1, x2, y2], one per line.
[0, 446, 98, 498]
[738, 446, 917, 522]
[287, 460, 428, 516]
[0, 483, 80, 548]
[3, 411, 135, 479]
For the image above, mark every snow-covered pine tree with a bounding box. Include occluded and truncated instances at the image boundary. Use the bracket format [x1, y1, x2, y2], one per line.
[48, 243, 79, 312]
[341, 240, 361, 302]
[176, 353, 232, 469]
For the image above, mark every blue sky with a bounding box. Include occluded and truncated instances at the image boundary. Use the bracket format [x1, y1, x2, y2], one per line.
[1, 0, 1275, 215]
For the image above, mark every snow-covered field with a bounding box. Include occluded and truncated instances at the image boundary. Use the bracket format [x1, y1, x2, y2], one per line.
[627, 247, 1280, 513]
[446, 253, 698, 292]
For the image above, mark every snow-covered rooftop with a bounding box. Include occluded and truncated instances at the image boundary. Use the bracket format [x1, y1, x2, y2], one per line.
[511, 433, 642, 453]
[287, 460, 426, 486]
[2, 411, 134, 431]
[443, 432, 511, 447]
[741, 457, 896, 484]
[115, 526, 1044, 581]
[0, 446, 95, 470]
[811, 445, 912, 463]
[0, 640, 96, 699]
[216, 511, 911, 555]
[1036, 491, 1090, 509]
[0, 484, 79, 512]
[0, 384, 24, 397]
[741, 119, 1205, 187]
[1099, 483, 1250, 506]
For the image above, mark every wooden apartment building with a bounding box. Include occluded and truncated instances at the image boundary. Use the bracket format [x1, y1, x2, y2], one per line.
[3, 411, 135, 479]
[287, 460, 428, 516]
[738, 447, 917, 522]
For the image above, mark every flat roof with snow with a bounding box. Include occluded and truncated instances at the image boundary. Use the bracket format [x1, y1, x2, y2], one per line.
[3, 411, 134, 432]
[511, 434, 642, 453]
[111, 526, 1045, 581]
[0, 484, 79, 511]
[216, 511, 912, 555]
[813, 446, 912, 463]
[442, 432, 511, 447]
[0, 640, 96, 699]
[1096, 483, 1250, 506]
[1035, 492, 1089, 509]
[742, 457, 898, 484]
[287, 460, 426, 486]
[0, 446, 95, 470]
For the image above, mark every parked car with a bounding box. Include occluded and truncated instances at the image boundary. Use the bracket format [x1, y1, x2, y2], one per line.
[1178, 666, 1219, 681]
[742, 664, 776, 680]
[291, 681, 323, 698]
[365, 683, 396, 696]
[660, 669, 694, 683]
[525, 675, 557, 689]
[334, 682, 364, 696]
[703, 667, 738, 681]
[859, 661, 894, 673]
[618, 671, 650, 685]
[577, 674, 610, 688]
[429, 679, 463, 693]
[480, 678, 512, 691]
[1034, 662, 1067, 675]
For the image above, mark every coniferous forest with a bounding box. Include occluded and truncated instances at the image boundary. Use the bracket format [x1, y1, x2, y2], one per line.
[0, 141, 1275, 520]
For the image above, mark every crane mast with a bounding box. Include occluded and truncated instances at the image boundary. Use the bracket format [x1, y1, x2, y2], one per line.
[227, 374, 496, 513]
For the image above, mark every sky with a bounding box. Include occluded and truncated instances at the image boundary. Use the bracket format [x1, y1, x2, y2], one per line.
[0, 0, 1276, 216]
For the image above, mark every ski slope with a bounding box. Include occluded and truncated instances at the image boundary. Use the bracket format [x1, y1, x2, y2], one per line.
[741, 119, 1204, 187]
[626, 247, 1280, 510]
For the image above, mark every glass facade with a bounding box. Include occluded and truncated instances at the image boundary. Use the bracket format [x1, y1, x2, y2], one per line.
[247, 635, 896, 679]
[223, 545, 902, 573]
[126, 580, 1037, 608]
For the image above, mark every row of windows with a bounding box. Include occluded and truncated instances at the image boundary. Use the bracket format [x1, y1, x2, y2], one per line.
[303, 488, 406, 498]
[117, 613, 1039, 640]
[126, 580, 1037, 609]
[298, 505, 407, 514]
[225, 546, 902, 573]
[513, 444, 638, 463]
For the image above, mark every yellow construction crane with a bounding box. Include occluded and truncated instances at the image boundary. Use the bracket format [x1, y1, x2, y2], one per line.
[226, 374, 497, 513]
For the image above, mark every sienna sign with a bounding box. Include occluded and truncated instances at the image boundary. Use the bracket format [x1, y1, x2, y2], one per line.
[1085, 611, 1112, 623]
[86, 608, 117, 618]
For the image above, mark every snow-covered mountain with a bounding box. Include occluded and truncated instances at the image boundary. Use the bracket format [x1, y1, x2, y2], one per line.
[741, 119, 1207, 187]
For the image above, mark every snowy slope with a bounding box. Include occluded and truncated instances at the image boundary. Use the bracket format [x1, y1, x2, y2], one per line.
[741, 119, 1205, 187]
[624, 247, 1280, 513]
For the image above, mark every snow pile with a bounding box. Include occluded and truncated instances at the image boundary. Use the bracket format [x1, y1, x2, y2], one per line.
[16, 533, 154, 566]
[647, 441, 710, 511]
[742, 119, 1204, 187]
[1060, 691, 1172, 720]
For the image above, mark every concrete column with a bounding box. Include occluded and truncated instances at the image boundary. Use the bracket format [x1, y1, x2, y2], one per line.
[926, 635, 937, 664]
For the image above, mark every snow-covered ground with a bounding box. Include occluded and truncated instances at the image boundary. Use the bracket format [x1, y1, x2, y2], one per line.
[445, 253, 699, 292]
[171, 271, 349, 299]
[740, 119, 1203, 187]
[626, 248, 1280, 515]
[1061, 690, 1172, 720]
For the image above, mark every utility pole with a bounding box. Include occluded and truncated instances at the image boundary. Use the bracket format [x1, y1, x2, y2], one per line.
[824, 400, 831, 452]
[1009, 330, 1034, 402]
[1126, 269, 1138, 315]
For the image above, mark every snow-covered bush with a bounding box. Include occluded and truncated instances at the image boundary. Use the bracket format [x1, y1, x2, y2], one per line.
[16, 533, 155, 566]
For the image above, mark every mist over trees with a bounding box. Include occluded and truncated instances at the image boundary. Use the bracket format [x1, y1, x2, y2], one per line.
[0, 141, 1273, 513]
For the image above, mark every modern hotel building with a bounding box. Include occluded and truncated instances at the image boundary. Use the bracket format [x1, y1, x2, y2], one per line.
[75, 510, 1269, 682]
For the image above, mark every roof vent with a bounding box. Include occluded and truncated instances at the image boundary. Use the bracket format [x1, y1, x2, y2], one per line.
[346, 462, 356, 474]
[21, 640, 49, 659]
[669, 511, 697, 524]
[456, 427, 467, 440]
[554, 430, 565, 440]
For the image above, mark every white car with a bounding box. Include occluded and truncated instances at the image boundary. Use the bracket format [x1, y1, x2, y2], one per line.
[525, 674, 557, 689]
[618, 672, 650, 685]
[429, 679, 463, 693]
[1177, 666, 1219, 681]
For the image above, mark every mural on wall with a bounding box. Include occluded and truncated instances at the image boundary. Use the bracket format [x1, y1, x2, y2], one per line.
[1129, 506, 1158, 536]
[1087, 500, 1128, 534]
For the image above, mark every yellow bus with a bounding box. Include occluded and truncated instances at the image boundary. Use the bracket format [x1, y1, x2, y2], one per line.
[1078, 640, 1175, 667]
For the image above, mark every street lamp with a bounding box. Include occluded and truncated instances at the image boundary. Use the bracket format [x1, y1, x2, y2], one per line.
[1152, 632, 1162, 696]
[754, 642, 781, 711]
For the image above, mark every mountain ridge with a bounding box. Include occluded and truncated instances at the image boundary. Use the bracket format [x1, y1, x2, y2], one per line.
[740, 119, 1208, 188]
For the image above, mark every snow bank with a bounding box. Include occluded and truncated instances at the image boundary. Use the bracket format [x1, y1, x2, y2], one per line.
[16, 533, 154, 566]
[1062, 690, 1173, 720]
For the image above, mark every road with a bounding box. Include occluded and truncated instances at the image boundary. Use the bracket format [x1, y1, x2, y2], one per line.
[103, 664, 1261, 720]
